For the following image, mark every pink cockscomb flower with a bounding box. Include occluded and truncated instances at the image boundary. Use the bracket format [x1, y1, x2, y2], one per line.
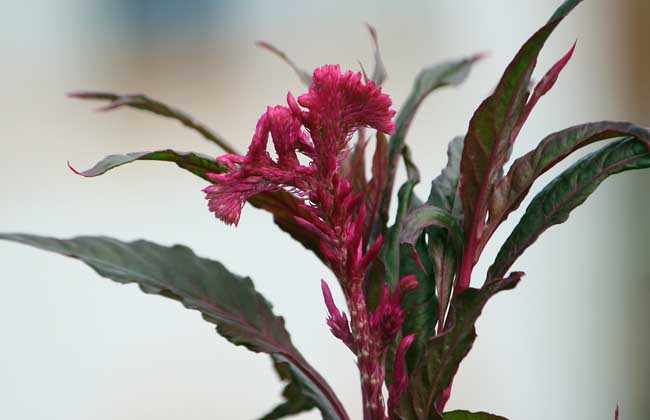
[205, 64, 406, 419]
[203, 65, 395, 226]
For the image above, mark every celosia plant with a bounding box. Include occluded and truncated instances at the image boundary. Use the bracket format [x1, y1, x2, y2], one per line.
[2, 1, 648, 419]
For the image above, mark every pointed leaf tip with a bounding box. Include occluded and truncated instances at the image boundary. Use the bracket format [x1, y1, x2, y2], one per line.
[66, 161, 82, 176]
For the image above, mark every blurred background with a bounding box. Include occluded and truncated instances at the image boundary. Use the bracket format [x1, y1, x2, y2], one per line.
[1, 1, 648, 419]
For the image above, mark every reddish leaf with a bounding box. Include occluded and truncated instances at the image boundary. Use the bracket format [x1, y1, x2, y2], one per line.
[457, 0, 582, 291]
[482, 122, 650, 257]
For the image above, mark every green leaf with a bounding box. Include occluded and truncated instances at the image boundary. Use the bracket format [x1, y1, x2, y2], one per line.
[443, 410, 508, 420]
[398, 235, 437, 374]
[366, 24, 387, 86]
[0, 234, 348, 420]
[489, 137, 650, 280]
[486, 122, 650, 240]
[255, 41, 312, 87]
[426, 136, 464, 333]
[458, 0, 582, 288]
[68, 92, 237, 154]
[381, 180, 418, 288]
[398, 272, 523, 420]
[373, 54, 481, 244]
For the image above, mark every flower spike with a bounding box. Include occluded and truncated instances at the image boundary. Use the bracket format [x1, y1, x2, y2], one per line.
[321, 280, 355, 351]
[387, 334, 416, 417]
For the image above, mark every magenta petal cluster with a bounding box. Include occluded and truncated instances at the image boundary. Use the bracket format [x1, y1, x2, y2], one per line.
[204, 65, 416, 419]
[204, 65, 395, 226]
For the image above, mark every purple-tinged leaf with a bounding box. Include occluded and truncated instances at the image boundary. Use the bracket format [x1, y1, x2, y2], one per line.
[68, 92, 237, 154]
[482, 122, 650, 256]
[443, 411, 508, 420]
[68, 150, 224, 181]
[373, 54, 482, 244]
[458, 0, 582, 291]
[397, 272, 523, 420]
[0, 234, 348, 420]
[489, 137, 650, 280]
[366, 23, 387, 86]
[256, 41, 312, 87]
[68, 150, 324, 263]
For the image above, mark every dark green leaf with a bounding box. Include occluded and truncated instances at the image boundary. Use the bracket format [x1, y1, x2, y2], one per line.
[374, 54, 481, 244]
[0, 234, 348, 420]
[69, 149, 224, 181]
[399, 236, 437, 374]
[443, 410, 508, 420]
[256, 41, 312, 87]
[381, 180, 418, 289]
[398, 272, 523, 420]
[485, 122, 650, 242]
[489, 137, 650, 280]
[68, 92, 236, 154]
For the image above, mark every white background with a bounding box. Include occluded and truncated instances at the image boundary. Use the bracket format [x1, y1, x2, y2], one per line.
[0, 1, 648, 419]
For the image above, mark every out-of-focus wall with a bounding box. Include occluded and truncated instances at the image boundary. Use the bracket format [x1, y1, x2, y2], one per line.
[0, 1, 647, 419]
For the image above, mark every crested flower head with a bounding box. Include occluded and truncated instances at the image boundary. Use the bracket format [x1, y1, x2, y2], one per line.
[204, 65, 395, 226]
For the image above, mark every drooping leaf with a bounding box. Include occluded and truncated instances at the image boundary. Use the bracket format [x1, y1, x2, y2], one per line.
[68, 91, 237, 154]
[373, 54, 482, 244]
[68, 150, 224, 181]
[68, 150, 325, 266]
[399, 205, 463, 258]
[427, 136, 464, 331]
[458, 0, 582, 289]
[366, 24, 387, 86]
[484, 122, 650, 251]
[0, 234, 348, 420]
[442, 410, 508, 420]
[256, 41, 312, 87]
[397, 272, 523, 420]
[489, 137, 650, 280]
